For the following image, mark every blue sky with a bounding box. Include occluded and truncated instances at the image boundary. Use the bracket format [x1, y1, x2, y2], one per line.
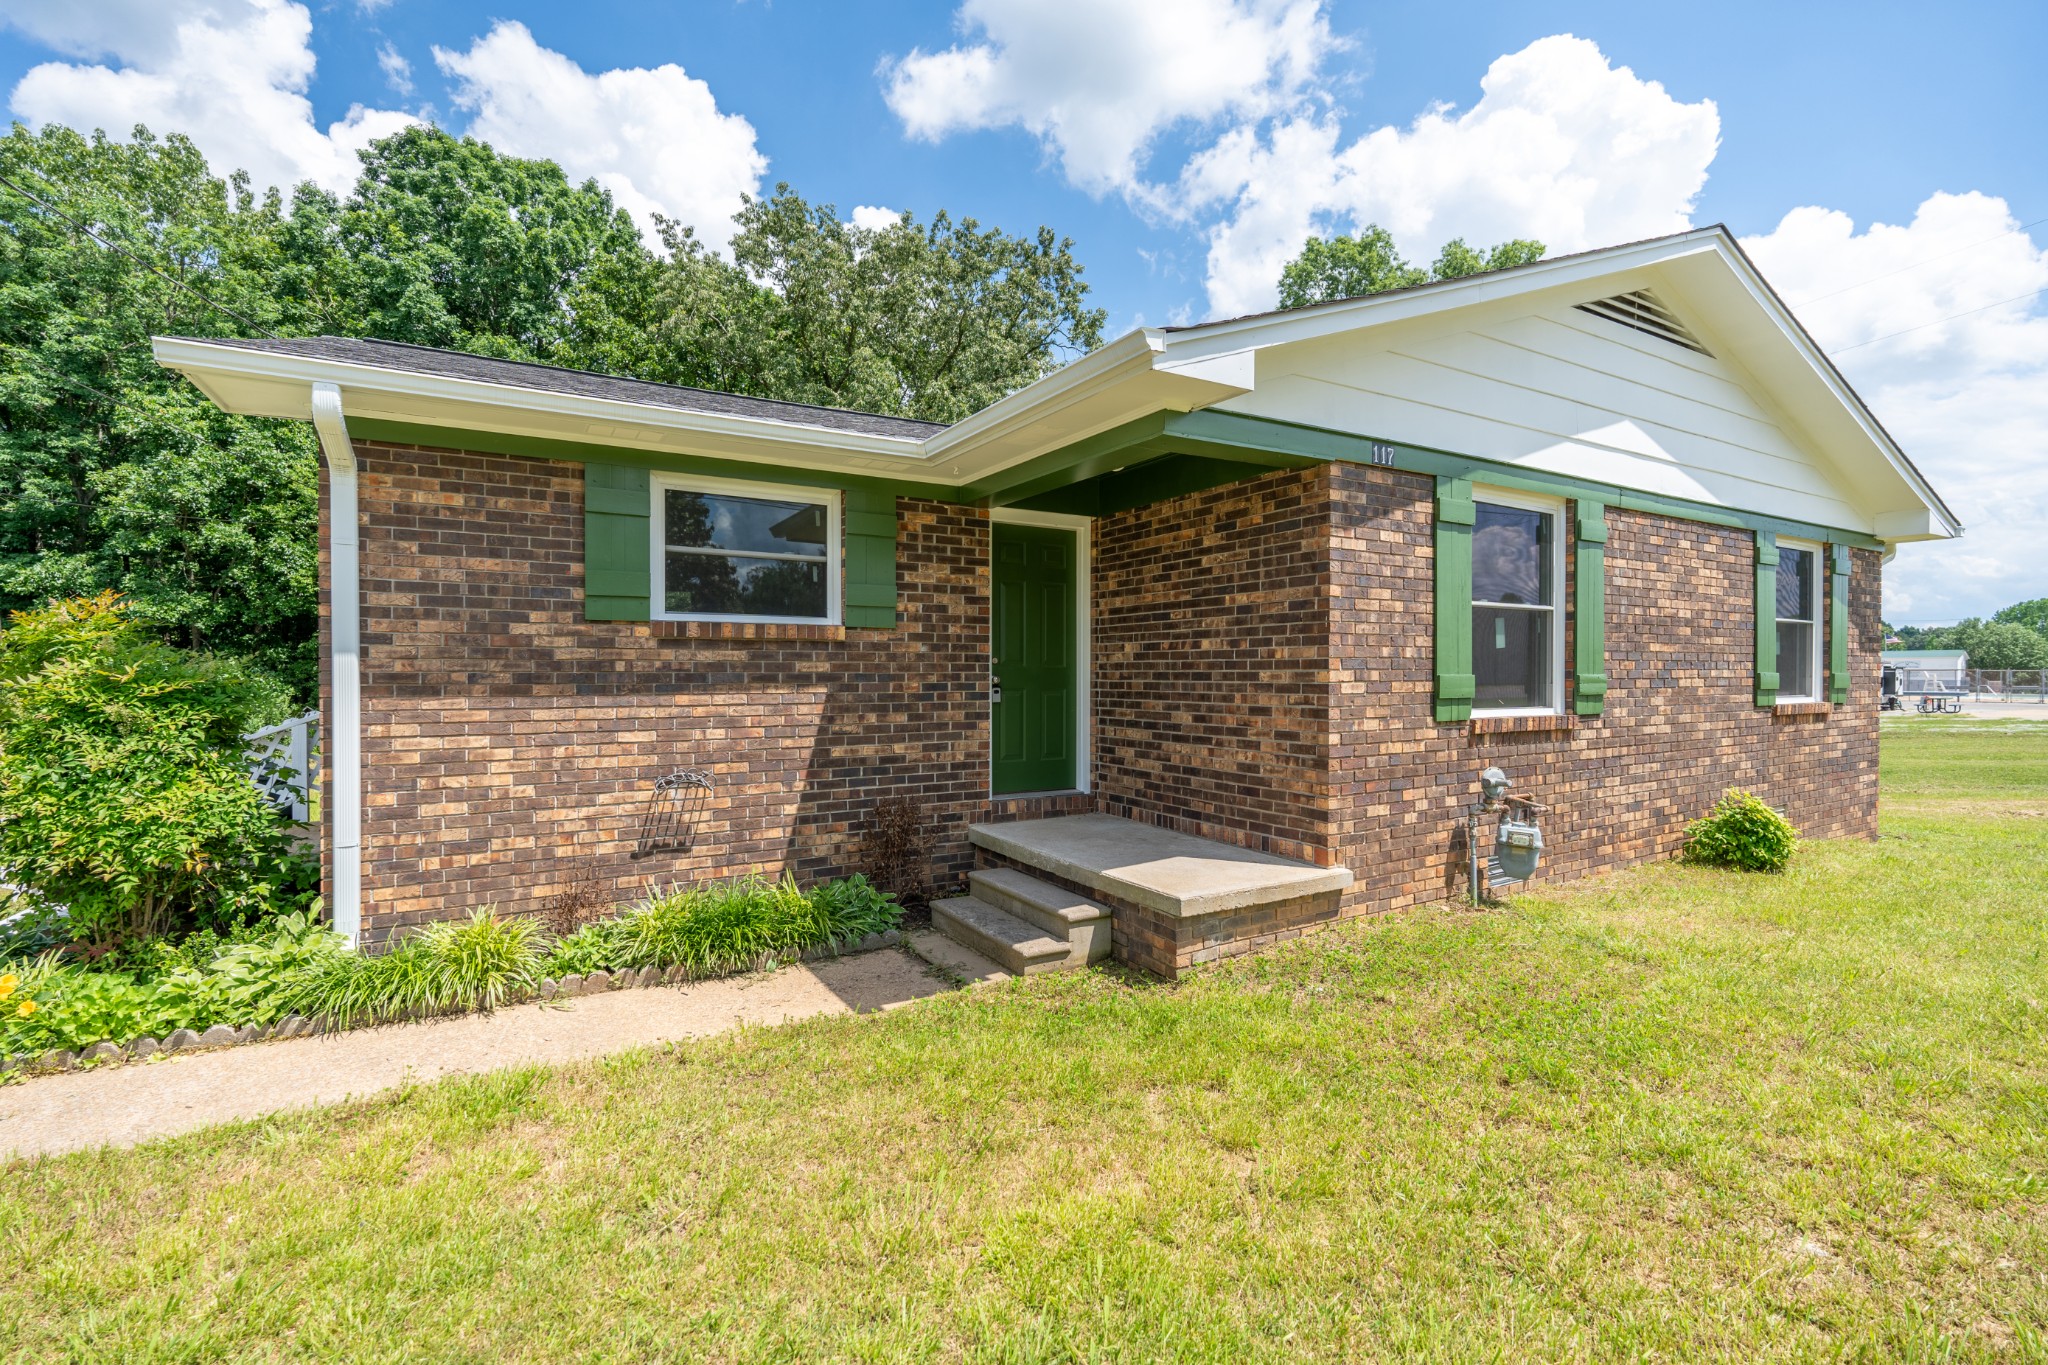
[1, 1, 2043, 622]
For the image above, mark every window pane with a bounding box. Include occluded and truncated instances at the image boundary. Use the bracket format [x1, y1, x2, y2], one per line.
[665, 552, 828, 618]
[665, 489, 828, 557]
[1473, 606, 1553, 709]
[1776, 547, 1813, 621]
[1777, 621, 1814, 697]
[1472, 503, 1551, 605]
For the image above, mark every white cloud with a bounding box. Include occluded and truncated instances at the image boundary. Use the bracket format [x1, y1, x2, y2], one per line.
[881, 18, 1718, 318]
[433, 21, 765, 248]
[5, 0, 415, 194]
[881, 0, 1337, 198]
[850, 205, 901, 231]
[1181, 35, 1721, 315]
[1745, 193, 2048, 623]
[5, 6, 767, 250]
[376, 42, 412, 96]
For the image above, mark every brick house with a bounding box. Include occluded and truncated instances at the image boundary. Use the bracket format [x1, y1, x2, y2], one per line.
[157, 227, 1956, 977]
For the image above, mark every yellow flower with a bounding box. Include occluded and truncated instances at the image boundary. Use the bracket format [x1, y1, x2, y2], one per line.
[14, 999, 33, 1018]
[0, 973, 15, 999]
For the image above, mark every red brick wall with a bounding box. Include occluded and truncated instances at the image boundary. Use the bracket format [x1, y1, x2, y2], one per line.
[1090, 468, 1335, 865]
[321, 440, 1881, 953]
[1326, 461, 1881, 916]
[320, 439, 1085, 942]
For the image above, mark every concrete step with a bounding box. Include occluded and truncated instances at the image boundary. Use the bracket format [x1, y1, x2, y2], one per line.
[930, 896, 1073, 975]
[969, 867, 1113, 965]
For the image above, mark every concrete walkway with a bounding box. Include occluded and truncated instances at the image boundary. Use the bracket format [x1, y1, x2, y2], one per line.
[0, 946, 961, 1162]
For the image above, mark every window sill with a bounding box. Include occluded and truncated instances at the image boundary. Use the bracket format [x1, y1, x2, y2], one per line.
[1469, 712, 1576, 734]
[648, 620, 846, 641]
[1772, 700, 1832, 718]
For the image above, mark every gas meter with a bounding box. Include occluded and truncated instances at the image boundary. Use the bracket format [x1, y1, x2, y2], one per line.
[1495, 818, 1544, 881]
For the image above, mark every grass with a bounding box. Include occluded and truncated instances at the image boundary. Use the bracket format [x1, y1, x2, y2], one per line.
[2, 721, 2045, 1361]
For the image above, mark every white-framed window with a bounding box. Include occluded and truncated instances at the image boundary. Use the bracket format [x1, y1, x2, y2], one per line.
[649, 472, 840, 625]
[1775, 539, 1822, 702]
[1471, 488, 1565, 714]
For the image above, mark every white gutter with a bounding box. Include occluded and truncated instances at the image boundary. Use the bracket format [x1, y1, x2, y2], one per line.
[308, 382, 362, 948]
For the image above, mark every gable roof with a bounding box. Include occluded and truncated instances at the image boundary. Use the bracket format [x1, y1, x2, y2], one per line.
[153, 225, 1958, 541]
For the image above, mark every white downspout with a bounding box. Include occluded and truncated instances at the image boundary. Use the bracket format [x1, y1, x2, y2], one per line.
[308, 382, 362, 948]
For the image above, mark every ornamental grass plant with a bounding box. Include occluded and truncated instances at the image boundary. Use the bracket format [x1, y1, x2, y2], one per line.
[4, 877, 902, 1057]
[543, 873, 901, 980]
[279, 908, 545, 1031]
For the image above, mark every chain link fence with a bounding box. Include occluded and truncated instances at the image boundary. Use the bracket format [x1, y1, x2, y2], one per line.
[1965, 669, 2048, 702]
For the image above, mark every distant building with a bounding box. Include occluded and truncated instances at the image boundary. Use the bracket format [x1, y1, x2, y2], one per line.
[1882, 649, 1969, 690]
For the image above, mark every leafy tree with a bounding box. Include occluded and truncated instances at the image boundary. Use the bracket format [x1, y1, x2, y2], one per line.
[0, 123, 1108, 703]
[570, 185, 1107, 423]
[1947, 619, 2048, 670]
[1432, 236, 1548, 281]
[0, 123, 320, 696]
[299, 127, 651, 361]
[1991, 597, 2048, 639]
[1277, 225, 1546, 308]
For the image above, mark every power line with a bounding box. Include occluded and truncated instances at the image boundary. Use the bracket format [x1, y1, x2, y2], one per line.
[1791, 214, 2048, 309]
[1826, 285, 2048, 355]
[0, 168, 278, 338]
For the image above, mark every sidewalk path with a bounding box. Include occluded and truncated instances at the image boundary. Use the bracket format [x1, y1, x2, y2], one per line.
[1, 947, 955, 1162]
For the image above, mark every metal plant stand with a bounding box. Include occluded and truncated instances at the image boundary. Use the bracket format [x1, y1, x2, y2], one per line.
[632, 768, 713, 860]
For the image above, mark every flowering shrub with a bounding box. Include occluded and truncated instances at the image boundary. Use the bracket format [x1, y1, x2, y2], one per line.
[0, 593, 316, 949]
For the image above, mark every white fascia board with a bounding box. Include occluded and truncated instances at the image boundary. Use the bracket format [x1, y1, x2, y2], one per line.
[920, 335, 1258, 481]
[924, 329, 1163, 459]
[155, 331, 1262, 489]
[152, 337, 950, 480]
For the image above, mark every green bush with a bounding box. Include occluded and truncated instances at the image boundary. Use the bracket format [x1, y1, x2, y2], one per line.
[0, 593, 314, 948]
[0, 911, 341, 1056]
[1681, 789, 1799, 873]
[280, 908, 545, 1031]
[543, 873, 902, 980]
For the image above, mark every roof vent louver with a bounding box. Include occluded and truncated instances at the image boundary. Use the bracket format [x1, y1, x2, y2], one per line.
[1575, 289, 1712, 356]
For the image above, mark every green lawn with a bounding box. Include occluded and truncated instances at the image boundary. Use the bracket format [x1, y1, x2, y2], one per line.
[4, 721, 2046, 1362]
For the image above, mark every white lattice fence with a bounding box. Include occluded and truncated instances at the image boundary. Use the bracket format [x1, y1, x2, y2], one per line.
[245, 711, 319, 822]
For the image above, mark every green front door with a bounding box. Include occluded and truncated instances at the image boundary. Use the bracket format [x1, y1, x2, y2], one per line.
[991, 522, 1078, 795]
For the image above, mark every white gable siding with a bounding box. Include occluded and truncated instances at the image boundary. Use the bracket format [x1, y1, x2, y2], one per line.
[1213, 301, 1870, 532]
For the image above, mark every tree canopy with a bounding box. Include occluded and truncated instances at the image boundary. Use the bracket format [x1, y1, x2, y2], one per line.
[1277, 226, 1546, 309]
[0, 124, 320, 695]
[567, 185, 1105, 423]
[0, 122, 1109, 699]
[1991, 597, 2048, 638]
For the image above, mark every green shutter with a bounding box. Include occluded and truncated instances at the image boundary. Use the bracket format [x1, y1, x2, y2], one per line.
[842, 487, 898, 629]
[1573, 500, 1608, 716]
[584, 464, 651, 621]
[1434, 475, 1476, 723]
[1827, 543, 1851, 704]
[1753, 531, 1779, 707]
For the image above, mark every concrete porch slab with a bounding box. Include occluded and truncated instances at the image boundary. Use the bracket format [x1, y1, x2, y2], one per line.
[968, 814, 1352, 919]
